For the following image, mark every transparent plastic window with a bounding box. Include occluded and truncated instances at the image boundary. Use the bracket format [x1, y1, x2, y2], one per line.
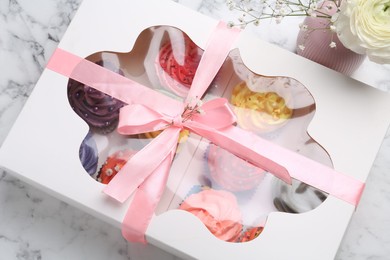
[66, 26, 331, 243]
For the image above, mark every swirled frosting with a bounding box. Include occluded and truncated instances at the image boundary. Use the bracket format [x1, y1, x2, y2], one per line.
[157, 36, 202, 97]
[67, 60, 126, 134]
[231, 81, 292, 133]
[179, 189, 242, 242]
[79, 132, 98, 175]
[207, 144, 265, 192]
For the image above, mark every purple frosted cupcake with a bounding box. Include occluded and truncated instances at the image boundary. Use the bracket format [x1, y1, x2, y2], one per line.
[79, 131, 98, 175]
[67, 60, 126, 134]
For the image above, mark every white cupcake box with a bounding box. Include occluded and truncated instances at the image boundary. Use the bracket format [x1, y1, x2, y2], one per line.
[1, 0, 390, 259]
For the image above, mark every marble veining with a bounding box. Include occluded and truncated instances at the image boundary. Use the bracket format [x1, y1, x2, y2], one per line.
[0, 0, 389, 259]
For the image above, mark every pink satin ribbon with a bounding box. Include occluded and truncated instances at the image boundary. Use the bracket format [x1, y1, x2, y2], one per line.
[46, 22, 364, 244]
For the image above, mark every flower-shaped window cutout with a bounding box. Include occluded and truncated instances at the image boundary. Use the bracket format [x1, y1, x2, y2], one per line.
[171, 49, 332, 243]
[67, 26, 202, 184]
[66, 25, 332, 243]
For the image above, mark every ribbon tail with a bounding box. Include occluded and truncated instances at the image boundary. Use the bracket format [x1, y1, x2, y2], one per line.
[122, 148, 176, 243]
[104, 127, 181, 202]
[187, 122, 292, 184]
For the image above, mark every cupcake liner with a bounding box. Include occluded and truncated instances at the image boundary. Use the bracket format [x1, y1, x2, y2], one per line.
[237, 226, 264, 243]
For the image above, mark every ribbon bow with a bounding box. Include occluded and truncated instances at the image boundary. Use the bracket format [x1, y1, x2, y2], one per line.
[103, 98, 237, 203]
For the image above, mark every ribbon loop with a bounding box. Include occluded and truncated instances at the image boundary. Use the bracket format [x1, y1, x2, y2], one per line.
[118, 104, 170, 135]
[191, 98, 236, 129]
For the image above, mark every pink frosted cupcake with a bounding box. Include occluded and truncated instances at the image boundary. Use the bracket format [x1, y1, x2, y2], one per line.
[206, 144, 266, 192]
[179, 189, 243, 242]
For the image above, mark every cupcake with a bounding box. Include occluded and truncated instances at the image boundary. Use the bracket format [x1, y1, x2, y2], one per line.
[79, 131, 98, 175]
[67, 60, 126, 134]
[238, 226, 263, 243]
[206, 143, 266, 192]
[272, 179, 328, 214]
[231, 81, 292, 133]
[156, 35, 202, 97]
[179, 189, 243, 242]
[97, 150, 136, 184]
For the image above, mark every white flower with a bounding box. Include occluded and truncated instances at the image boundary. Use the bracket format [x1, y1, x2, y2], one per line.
[299, 23, 308, 31]
[330, 13, 339, 23]
[275, 16, 283, 24]
[335, 0, 390, 64]
[329, 41, 336, 48]
[227, 21, 235, 28]
[298, 44, 305, 51]
[309, 3, 317, 11]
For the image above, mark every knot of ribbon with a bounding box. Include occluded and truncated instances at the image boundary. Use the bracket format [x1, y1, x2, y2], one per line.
[174, 100, 203, 127]
[171, 114, 183, 128]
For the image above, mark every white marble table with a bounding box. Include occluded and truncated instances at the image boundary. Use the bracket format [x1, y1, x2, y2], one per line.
[1, 0, 389, 259]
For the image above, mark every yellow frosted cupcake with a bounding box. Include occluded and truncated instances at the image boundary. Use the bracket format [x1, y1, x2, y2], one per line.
[231, 81, 292, 133]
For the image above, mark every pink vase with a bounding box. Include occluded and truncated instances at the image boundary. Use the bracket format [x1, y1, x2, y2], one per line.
[296, 1, 366, 76]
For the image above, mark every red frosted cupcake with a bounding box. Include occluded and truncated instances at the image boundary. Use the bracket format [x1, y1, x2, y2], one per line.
[156, 35, 202, 97]
[97, 150, 136, 184]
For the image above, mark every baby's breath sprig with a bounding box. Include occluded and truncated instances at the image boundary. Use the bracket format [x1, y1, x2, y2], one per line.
[182, 99, 204, 122]
[227, 0, 342, 49]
